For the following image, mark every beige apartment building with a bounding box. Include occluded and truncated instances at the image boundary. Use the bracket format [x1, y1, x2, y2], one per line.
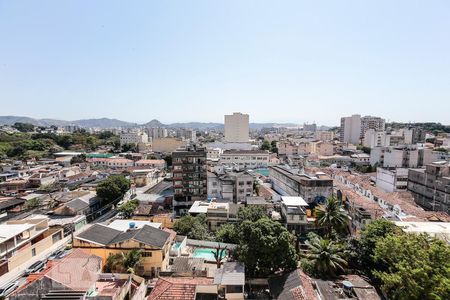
[224, 112, 249, 143]
[152, 138, 186, 153]
[0, 218, 63, 275]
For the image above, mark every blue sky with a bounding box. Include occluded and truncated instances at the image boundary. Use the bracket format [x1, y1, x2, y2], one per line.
[0, 0, 449, 125]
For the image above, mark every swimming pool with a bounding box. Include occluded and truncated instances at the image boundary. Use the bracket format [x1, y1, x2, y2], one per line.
[192, 248, 227, 261]
[254, 168, 269, 176]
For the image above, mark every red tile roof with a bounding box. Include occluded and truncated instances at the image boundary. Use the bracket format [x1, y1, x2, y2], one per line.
[148, 277, 214, 300]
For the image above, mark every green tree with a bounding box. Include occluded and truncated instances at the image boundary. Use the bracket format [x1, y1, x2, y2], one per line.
[122, 249, 144, 274]
[24, 197, 42, 209]
[236, 218, 298, 277]
[260, 140, 271, 151]
[215, 224, 239, 244]
[121, 143, 137, 152]
[372, 233, 450, 300]
[70, 154, 86, 164]
[104, 250, 143, 274]
[270, 140, 278, 153]
[96, 175, 131, 204]
[314, 196, 347, 237]
[237, 206, 267, 223]
[117, 199, 139, 219]
[300, 236, 347, 278]
[173, 214, 211, 240]
[357, 219, 399, 275]
[12, 122, 35, 132]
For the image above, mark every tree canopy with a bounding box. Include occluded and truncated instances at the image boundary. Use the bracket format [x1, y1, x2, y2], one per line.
[117, 199, 139, 219]
[173, 214, 212, 240]
[236, 218, 298, 277]
[96, 175, 130, 204]
[373, 233, 450, 300]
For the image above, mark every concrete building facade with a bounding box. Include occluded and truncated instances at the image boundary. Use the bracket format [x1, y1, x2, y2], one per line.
[408, 161, 450, 214]
[172, 145, 207, 216]
[224, 112, 249, 143]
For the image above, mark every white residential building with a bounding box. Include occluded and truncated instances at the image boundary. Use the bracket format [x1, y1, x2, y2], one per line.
[363, 129, 389, 148]
[207, 170, 254, 203]
[224, 112, 249, 143]
[383, 146, 419, 168]
[207, 148, 222, 161]
[120, 131, 148, 146]
[220, 150, 269, 170]
[340, 114, 385, 145]
[340, 114, 362, 144]
[146, 127, 168, 139]
[376, 167, 409, 192]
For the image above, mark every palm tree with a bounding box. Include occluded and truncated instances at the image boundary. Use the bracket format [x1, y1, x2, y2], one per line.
[314, 196, 347, 237]
[303, 237, 347, 278]
[122, 249, 143, 274]
[103, 250, 143, 274]
[104, 253, 123, 273]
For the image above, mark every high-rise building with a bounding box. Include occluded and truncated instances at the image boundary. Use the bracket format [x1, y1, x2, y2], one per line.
[224, 112, 249, 143]
[340, 114, 385, 144]
[175, 128, 196, 141]
[146, 127, 168, 139]
[361, 116, 385, 137]
[172, 145, 207, 216]
[340, 114, 362, 144]
[303, 123, 317, 132]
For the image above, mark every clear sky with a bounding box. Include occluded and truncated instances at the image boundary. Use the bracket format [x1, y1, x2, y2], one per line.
[1, 0, 449, 126]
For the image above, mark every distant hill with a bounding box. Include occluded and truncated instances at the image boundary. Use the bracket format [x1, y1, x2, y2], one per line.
[143, 119, 166, 128]
[249, 123, 299, 130]
[72, 118, 136, 128]
[0, 116, 69, 127]
[168, 122, 223, 130]
[0, 115, 299, 130]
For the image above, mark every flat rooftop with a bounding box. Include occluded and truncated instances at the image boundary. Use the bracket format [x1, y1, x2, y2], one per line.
[108, 220, 162, 231]
[0, 223, 36, 243]
[281, 196, 308, 207]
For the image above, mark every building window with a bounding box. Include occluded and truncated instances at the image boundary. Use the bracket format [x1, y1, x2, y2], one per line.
[142, 251, 152, 257]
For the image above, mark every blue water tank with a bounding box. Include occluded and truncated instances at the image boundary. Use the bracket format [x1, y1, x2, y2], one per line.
[129, 222, 136, 229]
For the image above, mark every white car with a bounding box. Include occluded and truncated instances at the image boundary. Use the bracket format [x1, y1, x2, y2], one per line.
[0, 281, 19, 297]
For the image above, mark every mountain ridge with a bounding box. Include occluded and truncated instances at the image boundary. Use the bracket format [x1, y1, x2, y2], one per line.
[0, 115, 301, 129]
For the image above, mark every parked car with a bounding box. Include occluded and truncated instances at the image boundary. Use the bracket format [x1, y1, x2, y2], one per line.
[0, 281, 19, 297]
[24, 260, 45, 276]
[48, 249, 64, 260]
[56, 249, 71, 259]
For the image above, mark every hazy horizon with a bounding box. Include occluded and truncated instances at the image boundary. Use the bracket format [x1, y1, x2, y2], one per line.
[1, 1, 449, 125]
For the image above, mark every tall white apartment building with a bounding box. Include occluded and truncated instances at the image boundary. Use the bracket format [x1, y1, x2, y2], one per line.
[361, 116, 385, 137]
[340, 114, 362, 144]
[363, 129, 389, 148]
[146, 127, 168, 139]
[340, 114, 385, 145]
[224, 112, 249, 143]
[120, 131, 148, 146]
[176, 128, 196, 141]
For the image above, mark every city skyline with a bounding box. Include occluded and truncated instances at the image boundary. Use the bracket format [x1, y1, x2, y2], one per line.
[1, 1, 450, 124]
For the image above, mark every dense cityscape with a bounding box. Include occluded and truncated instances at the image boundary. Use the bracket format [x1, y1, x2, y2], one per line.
[1, 0, 450, 299]
[0, 113, 448, 299]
